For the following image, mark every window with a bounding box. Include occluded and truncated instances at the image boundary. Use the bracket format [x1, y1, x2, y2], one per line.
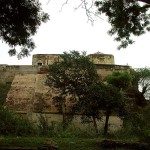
[37, 62, 42, 66]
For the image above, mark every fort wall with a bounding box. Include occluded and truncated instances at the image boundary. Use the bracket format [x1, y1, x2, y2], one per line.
[0, 65, 39, 83]
[2, 53, 131, 115]
[1, 52, 130, 129]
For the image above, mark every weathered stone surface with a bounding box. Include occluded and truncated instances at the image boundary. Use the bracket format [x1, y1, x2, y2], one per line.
[5, 73, 58, 113]
[5, 74, 36, 112]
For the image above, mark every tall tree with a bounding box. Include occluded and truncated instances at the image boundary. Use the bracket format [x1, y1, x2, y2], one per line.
[0, 0, 49, 58]
[46, 50, 99, 129]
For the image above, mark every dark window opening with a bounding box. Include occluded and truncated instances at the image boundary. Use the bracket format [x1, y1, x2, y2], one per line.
[38, 63, 42, 66]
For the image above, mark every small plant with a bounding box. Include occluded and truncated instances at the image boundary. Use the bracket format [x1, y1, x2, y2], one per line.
[38, 114, 57, 136]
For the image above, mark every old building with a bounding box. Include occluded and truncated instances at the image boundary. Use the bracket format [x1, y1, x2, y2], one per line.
[0, 52, 131, 114]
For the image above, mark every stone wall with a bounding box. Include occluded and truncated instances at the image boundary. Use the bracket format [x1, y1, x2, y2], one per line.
[32, 54, 60, 66]
[0, 65, 39, 84]
[96, 64, 131, 80]
[3, 53, 131, 114]
[88, 53, 114, 65]
[4, 64, 131, 113]
[32, 53, 115, 66]
[5, 74, 56, 113]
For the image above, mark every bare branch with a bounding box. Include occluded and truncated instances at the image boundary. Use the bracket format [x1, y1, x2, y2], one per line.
[83, 0, 95, 23]
[140, 4, 150, 10]
[138, 0, 150, 5]
[74, 1, 84, 10]
[58, 0, 105, 24]
[74, 0, 96, 24]
[47, 0, 51, 5]
[60, 0, 69, 12]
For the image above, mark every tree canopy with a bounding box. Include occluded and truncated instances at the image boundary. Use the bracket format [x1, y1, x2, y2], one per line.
[131, 67, 150, 101]
[78, 81, 125, 135]
[0, 0, 49, 58]
[104, 71, 132, 90]
[46, 50, 99, 128]
[95, 0, 150, 49]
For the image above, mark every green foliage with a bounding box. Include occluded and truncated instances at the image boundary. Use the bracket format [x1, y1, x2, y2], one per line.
[0, 82, 11, 106]
[95, 0, 150, 49]
[122, 107, 150, 143]
[78, 82, 104, 120]
[131, 68, 150, 100]
[78, 81, 125, 136]
[0, 107, 37, 136]
[0, 0, 49, 58]
[0, 137, 49, 148]
[104, 72, 132, 90]
[0, 137, 101, 150]
[46, 50, 99, 128]
[38, 114, 56, 136]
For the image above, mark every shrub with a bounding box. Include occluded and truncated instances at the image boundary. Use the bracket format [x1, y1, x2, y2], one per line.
[0, 107, 37, 136]
[38, 114, 56, 136]
[0, 82, 10, 106]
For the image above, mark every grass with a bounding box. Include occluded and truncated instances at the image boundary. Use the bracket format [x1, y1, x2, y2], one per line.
[0, 136, 140, 150]
[0, 137, 104, 150]
[0, 136, 47, 148]
[53, 138, 101, 150]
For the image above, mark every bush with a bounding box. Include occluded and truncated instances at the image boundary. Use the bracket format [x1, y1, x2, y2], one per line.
[115, 106, 150, 143]
[0, 82, 10, 106]
[38, 114, 56, 136]
[0, 107, 37, 136]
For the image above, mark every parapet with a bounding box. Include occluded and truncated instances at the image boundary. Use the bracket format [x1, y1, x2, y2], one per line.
[32, 54, 60, 66]
[32, 52, 115, 66]
[88, 52, 115, 65]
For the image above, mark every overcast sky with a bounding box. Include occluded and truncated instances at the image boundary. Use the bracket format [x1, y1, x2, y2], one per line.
[0, 0, 150, 68]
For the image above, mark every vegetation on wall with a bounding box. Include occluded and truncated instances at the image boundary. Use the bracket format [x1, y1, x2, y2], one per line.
[0, 82, 11, 106]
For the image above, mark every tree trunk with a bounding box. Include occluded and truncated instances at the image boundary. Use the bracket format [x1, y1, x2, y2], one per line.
[62, 102, 67, 130]
[103, 110, 111, 137]
[92, 116, 98, 134]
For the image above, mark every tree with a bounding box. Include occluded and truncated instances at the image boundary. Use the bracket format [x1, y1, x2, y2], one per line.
[78, 81, 125, 136]
[77, 82, 104, 134]
[101, 84, 125, 136]
[0, 0, 49, 58]
[46, 50, 99, 129]
[95, 0, 150, 49]
[104, 71, 132, 90]
[131, 68, 150, 105]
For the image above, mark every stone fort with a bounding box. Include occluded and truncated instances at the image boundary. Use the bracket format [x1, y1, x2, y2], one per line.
[0, 52, 131, 114]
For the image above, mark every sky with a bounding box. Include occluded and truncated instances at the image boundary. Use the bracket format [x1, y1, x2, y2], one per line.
[0, 0, 150, 68]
